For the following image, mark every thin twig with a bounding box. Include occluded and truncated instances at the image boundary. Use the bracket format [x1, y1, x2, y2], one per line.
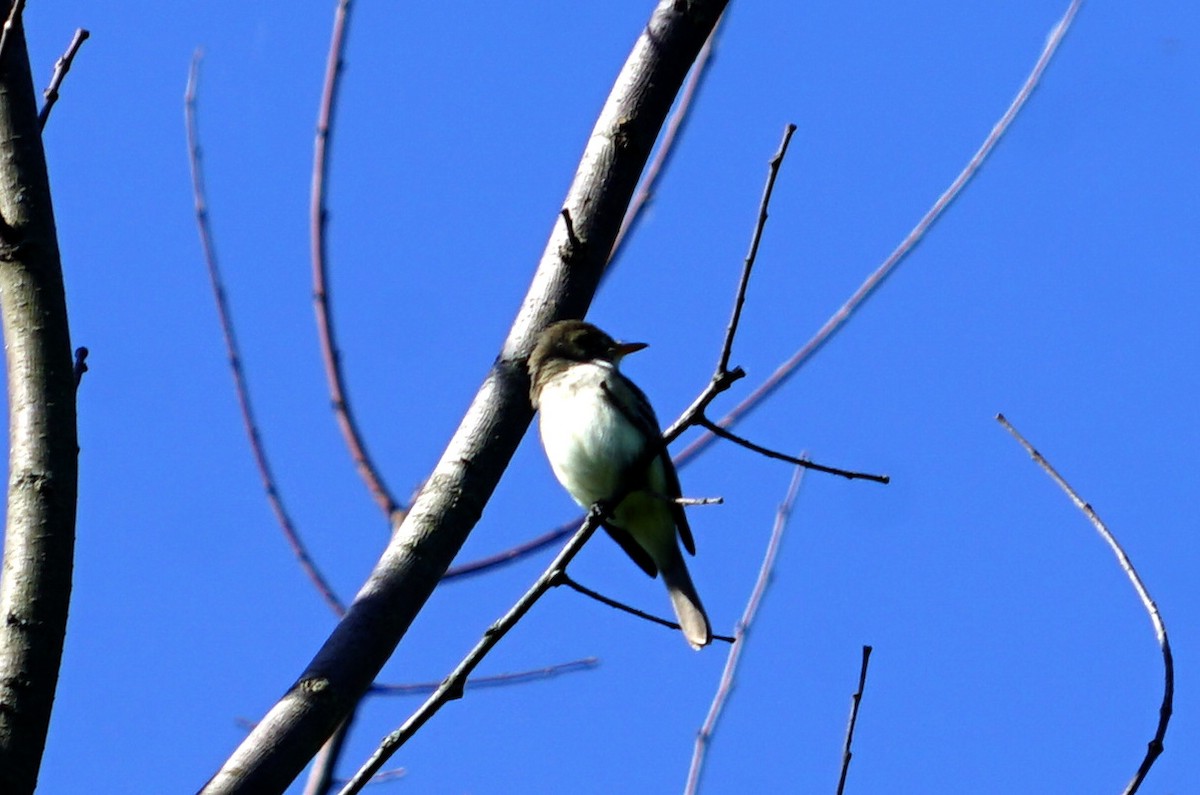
[38, 28, 89, 129]
[0, 0, 26, 65]
[185, 51, 345, 616]
[311, 0, 403, 524]
[370, 657, 600, 695]
[442, 518, 577, 580]
[72, 346, 88, 389]
[337, 509, 608, 795]
[718, 123, 796, 374]
[555, 573, 734, 644]
[996, 414, 1172, 795]
[698, 417, 888, 484]
[836, 646, 874, 795]
[609, 14, 723, 267]
[685, 466, 805, 794]
[675, 0, 1085, 470]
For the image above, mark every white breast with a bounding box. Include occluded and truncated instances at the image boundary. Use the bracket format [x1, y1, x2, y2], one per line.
[536, 362, 645, 507]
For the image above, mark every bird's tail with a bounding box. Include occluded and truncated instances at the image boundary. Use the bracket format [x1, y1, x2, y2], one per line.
[660, 548, 712, 650]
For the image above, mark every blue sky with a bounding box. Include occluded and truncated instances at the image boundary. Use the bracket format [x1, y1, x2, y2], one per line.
[20, 1, 1199, 792]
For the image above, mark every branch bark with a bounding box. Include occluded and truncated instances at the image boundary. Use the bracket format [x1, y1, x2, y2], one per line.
[201, 2, 728, 791]
[0, 9, 79, 794]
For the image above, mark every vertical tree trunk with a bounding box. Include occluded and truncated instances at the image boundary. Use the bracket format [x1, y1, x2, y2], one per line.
[0, 9, 79, 794]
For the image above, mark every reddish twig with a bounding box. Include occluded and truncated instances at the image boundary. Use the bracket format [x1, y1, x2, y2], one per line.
[685, 466, 805, 794]
[310, 0, 402, 524]
[38, 28, 89, 129]
[674, 0, 1085, 469]
[836, 645, 874, 795]
[370, 657, 599, 696]
[997, 414, 1172, 795]
[185, 51, 345, 617]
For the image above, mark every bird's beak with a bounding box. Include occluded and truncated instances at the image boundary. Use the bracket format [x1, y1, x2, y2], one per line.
[615, 340, 648, 358]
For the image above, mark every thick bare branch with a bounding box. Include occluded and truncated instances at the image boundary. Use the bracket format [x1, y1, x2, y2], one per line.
[201, 3, 728, 791]
[0, 9, 79, 793]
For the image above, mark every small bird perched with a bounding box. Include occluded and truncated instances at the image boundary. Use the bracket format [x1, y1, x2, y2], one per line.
[528, 319, 712, 649]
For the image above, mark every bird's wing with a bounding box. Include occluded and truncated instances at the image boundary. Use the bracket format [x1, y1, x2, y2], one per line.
[601, 523, 658, 576]
[601, 375, 696, 556]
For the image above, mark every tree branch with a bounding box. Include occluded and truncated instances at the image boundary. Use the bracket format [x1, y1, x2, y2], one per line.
[37, 27, 89, 129]
[200, 3, 729, 791]
[997, 414, 1172, 795]
[685, 466, 804, 794]
[0, 8, 79, 793]
[835, 645, 873, 795]
[185, 51, 346, 617]
[310, 0, 404, 524]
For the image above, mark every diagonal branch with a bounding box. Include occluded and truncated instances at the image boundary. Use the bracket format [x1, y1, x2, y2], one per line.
[201, 3, 730, 791]
[997, 414, 1172, 795]
[185, 51, 345, 617]
[836, 645, 874, 795]
[37, 27, 89, 129]
[685, 466, 804, 794]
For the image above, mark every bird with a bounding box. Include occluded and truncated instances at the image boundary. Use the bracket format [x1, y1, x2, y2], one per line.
[528, 319, 712, 649]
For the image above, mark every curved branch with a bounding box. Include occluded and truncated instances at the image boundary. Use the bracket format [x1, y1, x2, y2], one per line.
[0, 10, 79, 793]
[201, 3, 729, 791]
[310, 0, 403, 523]
[997, 415, 1172, 795]
[185, 53, 346, 617]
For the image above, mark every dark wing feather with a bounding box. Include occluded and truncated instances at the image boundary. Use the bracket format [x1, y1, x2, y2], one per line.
[600, 375, 696, 556]
[601, 523, 658, 577]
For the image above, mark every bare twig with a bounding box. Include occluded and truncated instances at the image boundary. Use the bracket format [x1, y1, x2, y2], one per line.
[675, 0, 1085, 470]
[185, 51, 345, 616]
[718, 123, 796, 374]
[996, 414, 1172, 795]
[554, 573, 734, 643]
[609, 13, 723, 267]
[72, 346, 88, 388]
[685, 466, 805, 794]
[370, 657, 599, 696]
[310, 0, 402, 524]
[37, 28, 89, 129]
[836, 645, 874, 795]
[698, 416, 888, 483]
[338, 509, 609, 794]
[443, 517, 577, 580]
